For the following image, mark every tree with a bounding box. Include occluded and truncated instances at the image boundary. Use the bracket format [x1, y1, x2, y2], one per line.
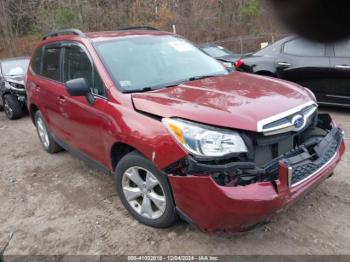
[0, 0, 284, 58]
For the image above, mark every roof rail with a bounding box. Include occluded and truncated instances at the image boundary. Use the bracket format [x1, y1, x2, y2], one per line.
[42, 29, 86, 40]
[118, 26, 160, 31]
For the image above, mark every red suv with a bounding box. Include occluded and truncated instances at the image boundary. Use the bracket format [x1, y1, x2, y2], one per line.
[26, 28, 345, 232]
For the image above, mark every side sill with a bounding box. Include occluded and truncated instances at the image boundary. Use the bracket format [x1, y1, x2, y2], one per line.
[52, 134, 112, 176]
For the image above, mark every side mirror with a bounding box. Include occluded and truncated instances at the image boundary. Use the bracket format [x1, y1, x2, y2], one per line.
[65, 78, 91, 96]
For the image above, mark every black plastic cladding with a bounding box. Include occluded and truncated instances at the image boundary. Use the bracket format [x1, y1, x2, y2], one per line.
[286, 127, 342, 186]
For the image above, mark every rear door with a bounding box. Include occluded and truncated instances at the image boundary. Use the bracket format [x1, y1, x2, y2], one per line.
[36, 43, 70, 140]
[276, 38, 331, 100]
[328, 39, 350, 106]
[59, 42, 110, 167]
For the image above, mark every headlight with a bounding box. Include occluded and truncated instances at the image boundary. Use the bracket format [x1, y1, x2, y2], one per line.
[162, 118, 248, 157]
[7, 82, 24, 89]
[222, 62, 233, 68]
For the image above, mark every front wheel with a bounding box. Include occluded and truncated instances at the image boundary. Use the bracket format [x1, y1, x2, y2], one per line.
[115, 151, 178, 228]
[3, 94, 22, 120]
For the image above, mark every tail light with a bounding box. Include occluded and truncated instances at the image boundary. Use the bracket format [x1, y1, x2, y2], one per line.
[235, 58, 244, 69]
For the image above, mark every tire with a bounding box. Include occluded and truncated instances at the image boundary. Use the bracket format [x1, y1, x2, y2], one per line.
[3, 94, 22, 120]
[115, 151, 178, 228]
[34, 111, 62, 154]
[0, 95, 4, 112]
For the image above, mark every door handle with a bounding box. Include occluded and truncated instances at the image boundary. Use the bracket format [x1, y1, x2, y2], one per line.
[58, 96, 66, 103]
[335, 65, 350, 69]
[29, 82, 39, 89]
[277, 62, 292, 67]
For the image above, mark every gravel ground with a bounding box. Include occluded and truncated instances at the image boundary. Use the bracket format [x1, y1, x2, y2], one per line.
[0, 107, 349, 255]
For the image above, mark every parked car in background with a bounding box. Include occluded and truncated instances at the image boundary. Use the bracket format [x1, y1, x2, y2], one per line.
[26, 28, 344, 232]
[199, 43, 241, 69]
[0, 57, 30, 119]
[235, 36, 350, 107]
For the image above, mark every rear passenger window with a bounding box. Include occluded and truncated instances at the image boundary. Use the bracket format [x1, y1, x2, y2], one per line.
[283, 38, 325, 57]
[31, 47, 43, 74]
[63, 44, 106, 97]
[334, 40, 350, 57]
[42, 46, 61, 81]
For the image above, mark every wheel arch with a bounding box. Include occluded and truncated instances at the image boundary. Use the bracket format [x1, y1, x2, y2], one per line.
[1, 90, 10, 99]
[29, 103, 39, 123]
[110, 142, 137, 171]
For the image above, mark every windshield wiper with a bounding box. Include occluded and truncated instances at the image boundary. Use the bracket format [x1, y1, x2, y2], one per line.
[188, 74, 226, 81]
[139, 80, 191, 93]
[123, 87, 154, 94]
[149, 75, 226, 89]
[123, 75, 226, 94]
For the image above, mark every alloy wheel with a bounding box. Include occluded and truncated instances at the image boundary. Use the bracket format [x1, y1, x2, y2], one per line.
[122, 166, 166, 220]
[4, 99, 13, 118]
[36, 117, 50, 149]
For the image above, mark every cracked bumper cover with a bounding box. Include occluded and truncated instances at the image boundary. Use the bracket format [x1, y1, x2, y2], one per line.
[168, 127, 345, 233]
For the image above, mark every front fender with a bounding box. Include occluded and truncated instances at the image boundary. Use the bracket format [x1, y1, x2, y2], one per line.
[105, 103, 188, 170]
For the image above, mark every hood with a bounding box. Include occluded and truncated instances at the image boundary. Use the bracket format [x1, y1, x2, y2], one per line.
[4, 75, 25, 85]
[132, 72, 315, 132]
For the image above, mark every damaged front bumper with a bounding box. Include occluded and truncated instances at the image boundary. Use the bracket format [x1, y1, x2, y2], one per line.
[168, 124, 345, 233]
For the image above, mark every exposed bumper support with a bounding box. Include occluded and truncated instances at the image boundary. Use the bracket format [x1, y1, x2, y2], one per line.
[168, 128, 345, 233]
[286, 127, 343, 187]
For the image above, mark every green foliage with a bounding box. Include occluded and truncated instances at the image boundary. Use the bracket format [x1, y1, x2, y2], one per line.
[239, 0, 261, 18]
[56, 7, 79, 28]
[31, 6, 82, 35]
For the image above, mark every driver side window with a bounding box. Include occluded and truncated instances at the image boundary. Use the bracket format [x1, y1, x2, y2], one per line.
[63, 44, 106, 97]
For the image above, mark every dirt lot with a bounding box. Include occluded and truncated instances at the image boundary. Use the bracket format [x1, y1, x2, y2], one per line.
[0, 107, 350, 255]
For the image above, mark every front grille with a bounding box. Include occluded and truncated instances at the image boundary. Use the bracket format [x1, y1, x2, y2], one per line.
[262, 105, 316, 130]
[253, 116, 316, 166]
[288, 128, 342, 186]
[261, 104, 318, 136]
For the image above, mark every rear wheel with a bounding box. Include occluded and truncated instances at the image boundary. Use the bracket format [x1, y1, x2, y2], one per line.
[34, 111, 62, 154]
[3, 94, 22, 120]
[115, 151, 178, 228]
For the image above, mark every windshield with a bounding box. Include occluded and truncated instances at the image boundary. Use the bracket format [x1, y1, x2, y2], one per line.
[95, 36, 228, 92]
[202, 46, 232, 58]
[254, 38, 286, 56]
[1, 59, 29, 76]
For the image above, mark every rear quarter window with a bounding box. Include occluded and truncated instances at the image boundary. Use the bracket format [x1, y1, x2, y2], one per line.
[255, 42, 282, 56]
[31, 47, 43, 74]
[42, 45, 61, 81]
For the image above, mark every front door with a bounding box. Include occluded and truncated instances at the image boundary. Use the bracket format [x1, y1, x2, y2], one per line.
[59, 42, 110, 167]
[328, 39, 350, 106]
[276, 38, 331, 101]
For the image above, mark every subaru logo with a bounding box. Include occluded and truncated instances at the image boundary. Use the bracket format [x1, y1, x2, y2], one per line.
[292, 115, 305, 129]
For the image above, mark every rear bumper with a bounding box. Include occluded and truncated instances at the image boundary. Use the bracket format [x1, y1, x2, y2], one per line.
[169, 131, 345, 233]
